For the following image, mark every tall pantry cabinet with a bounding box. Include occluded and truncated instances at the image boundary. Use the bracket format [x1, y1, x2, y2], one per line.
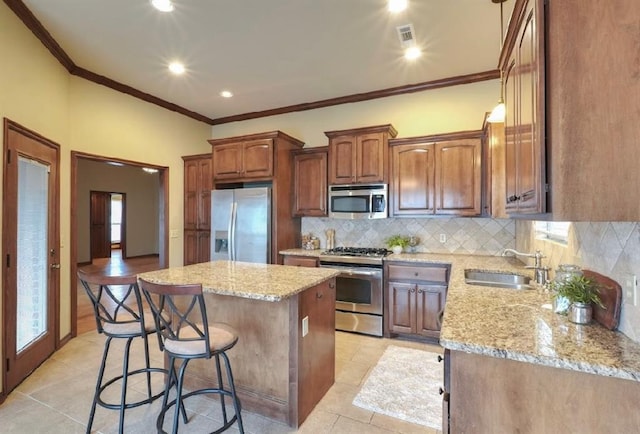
[182, 154, 212, 265]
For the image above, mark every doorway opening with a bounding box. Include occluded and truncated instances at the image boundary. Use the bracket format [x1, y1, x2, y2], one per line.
[89, 191, 126, 261]
[71, 152, 168, 338]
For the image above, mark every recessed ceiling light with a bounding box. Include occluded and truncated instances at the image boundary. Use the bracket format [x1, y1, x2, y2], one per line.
[404, 46, 422, 60]
[151, 0, 174, 12]
[220, 90, 233, 98]
[168, 62, 185, 75]
[388, 0, 408, 13]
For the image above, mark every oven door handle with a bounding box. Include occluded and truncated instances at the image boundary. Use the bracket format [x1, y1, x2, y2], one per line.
[320, 265, 381, 277]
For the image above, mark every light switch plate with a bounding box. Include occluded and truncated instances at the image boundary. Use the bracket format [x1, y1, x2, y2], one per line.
[439, 234, 447, 243]
[624, 274, 637, 307]
[302, 316, 309, 337]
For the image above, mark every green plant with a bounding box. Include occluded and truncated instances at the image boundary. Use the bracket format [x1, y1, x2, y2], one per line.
[385, 235, 410, 248]
[553, 275, 604, 308]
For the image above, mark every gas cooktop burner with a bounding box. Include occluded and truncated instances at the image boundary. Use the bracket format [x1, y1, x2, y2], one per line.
[321, 247, 391, 260]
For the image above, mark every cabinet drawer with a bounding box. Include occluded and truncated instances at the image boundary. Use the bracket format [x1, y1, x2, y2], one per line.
[387, 264, 448, 283]
[283, 255, 318, 267]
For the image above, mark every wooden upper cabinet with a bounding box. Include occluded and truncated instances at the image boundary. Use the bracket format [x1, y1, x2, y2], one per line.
[435, 138, 482, 216]
[391, 143, 435, 215]
[501, 0, 545, 215]
[325, 124, 397, 185]
[293, 147, 328, 217]
[211, 138, 273, 181]
[243, 139, 274, 178]
[390, 131, 483, 217]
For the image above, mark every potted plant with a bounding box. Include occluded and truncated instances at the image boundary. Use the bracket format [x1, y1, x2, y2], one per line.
[553, 275, 603, 324]
[385, 235, 410, 254]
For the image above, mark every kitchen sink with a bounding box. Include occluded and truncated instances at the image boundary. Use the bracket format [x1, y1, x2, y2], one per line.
[464, 269, 534, 290]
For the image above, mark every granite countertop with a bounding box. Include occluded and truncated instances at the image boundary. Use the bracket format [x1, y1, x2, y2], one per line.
[388, 252, 640, 382]
[137, 260, 339, 302]
[279, 248, 324, 257]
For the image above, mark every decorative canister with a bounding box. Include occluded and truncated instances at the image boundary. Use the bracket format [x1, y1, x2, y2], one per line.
[569, 302, 593, 324]
[552, 264, 583, 314]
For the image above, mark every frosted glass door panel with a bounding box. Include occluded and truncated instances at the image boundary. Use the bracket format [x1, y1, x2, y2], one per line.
[16, 156, 49, 352]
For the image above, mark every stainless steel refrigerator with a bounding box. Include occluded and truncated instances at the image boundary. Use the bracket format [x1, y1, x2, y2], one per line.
[210, 187, 271, 263]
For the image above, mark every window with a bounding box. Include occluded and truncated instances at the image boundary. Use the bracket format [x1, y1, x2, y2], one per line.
[111, 194, 122, 243]
[534, 221, 570, 244]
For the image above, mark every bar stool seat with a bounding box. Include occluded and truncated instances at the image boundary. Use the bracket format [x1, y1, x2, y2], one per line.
[78, 270, 167, 434]
[139, 278, 244, 434]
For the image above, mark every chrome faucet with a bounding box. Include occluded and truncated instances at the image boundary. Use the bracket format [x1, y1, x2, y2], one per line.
[501, 249, 549, 286]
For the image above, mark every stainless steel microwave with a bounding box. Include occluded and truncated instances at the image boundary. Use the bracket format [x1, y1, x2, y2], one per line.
[329, 184, 388, 219]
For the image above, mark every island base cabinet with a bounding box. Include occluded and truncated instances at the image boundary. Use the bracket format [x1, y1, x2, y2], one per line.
[181, 279, 336, 428]
[449, 350, 640, 433]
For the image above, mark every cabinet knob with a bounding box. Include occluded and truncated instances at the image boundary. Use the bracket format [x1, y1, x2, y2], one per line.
[439, 387, 445, 395]
[438, 355, 443, 362]
[316, 292, 323, 299]
[329, 283, 335, 289]
[507, 194, 521, 203]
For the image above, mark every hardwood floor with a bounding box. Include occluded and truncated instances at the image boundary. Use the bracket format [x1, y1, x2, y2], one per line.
[76, 250, 161, 335]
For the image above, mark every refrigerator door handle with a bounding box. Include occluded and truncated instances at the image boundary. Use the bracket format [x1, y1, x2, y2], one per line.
[227, 202, 235, 261]
[230, 202, 238, 261]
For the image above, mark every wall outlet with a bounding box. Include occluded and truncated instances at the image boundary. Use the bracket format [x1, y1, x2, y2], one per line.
[624, 274, 638, 307]
[170, 229, 179, 239]
[302, 316, 309, 337]
[439, 234, 447, 243]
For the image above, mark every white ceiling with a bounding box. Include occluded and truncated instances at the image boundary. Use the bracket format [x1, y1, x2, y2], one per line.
[21, 0, 514, 122]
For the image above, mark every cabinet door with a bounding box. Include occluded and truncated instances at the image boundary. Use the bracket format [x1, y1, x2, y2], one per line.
[212, 143, 243, 179]
[197, 231, 211, 263]
[387, 282, 416, 334]
[184, 160, 199, 230]
[435, 139, 481, 216]
[243, 139, 273, 178]
[184, 230, 198, 265]
[356, 132, 385, 183]
[391, 143, 435, 216]
[416, 284, 447, 335]
[515, 0, 545, 213]
[197, 158, 212, 230]
[329, 135, 356, 184]
[293, 150, 327, 217]
[504, 57, 518, 211]
[283, 255, 318, 267]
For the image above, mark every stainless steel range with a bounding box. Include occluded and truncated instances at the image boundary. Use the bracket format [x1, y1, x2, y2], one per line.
[319, 247, 390, 337]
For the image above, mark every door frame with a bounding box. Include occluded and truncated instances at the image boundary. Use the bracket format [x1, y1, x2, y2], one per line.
[70, 152, 169, 338]
[2, 118, 61, 397]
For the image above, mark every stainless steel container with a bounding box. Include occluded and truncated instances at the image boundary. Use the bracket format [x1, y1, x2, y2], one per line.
[569, 302, 592, 324]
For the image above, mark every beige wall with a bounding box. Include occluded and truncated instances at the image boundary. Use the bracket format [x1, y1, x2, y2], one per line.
[76, 160, 160, 262]
[211, 80, 499, 145]
[0, 2, 211, 391]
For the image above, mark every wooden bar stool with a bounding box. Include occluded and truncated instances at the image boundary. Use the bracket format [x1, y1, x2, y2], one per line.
[78, 270, 166, 434]
[138, 278, 244, 434]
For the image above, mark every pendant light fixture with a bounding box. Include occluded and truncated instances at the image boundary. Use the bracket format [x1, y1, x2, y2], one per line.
[487, 0, 507, 123]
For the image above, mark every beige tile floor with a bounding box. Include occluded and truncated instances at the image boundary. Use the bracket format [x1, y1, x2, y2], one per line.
[0, 330, 443, 433]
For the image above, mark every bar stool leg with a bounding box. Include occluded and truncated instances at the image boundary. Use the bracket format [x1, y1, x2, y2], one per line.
[142, 335, 153, 399]
[221, 352, 244, 433]
[117, 337, 135, 434]
[214, 354, 229, 423]
[87, 337, 113, 434]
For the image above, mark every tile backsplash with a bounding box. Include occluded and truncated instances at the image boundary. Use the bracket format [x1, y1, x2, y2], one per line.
[517, 221, 640, 343]
[302, 217, 515, 256]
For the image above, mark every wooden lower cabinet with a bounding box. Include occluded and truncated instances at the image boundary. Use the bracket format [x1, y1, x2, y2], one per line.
[385, 263, 449, 339]
[184, 230, 210, 265]
[283, 255, 318, 267]
[448, 350, 640, 432]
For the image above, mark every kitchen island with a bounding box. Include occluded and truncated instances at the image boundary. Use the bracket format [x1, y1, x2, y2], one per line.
[386, 253, 640, 432]
[137, 261, 339, 428]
